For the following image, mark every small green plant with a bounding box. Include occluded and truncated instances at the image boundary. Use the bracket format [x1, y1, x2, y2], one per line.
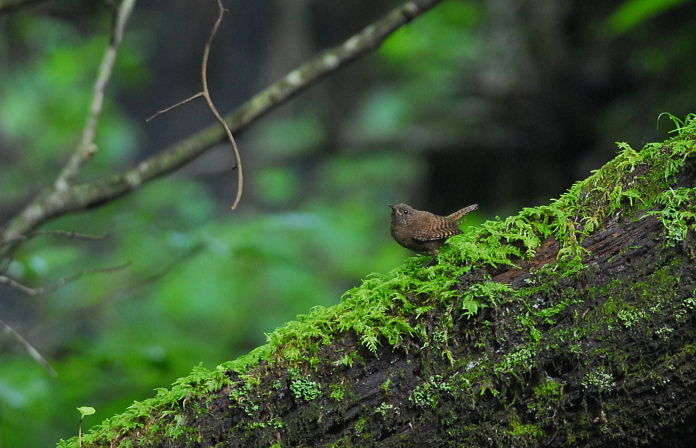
[374, 402, 399, 417]
[288, 369, 323, 401]
[657, 112, 696, 137]
[380, 378, 392, 393]
[330, 384, 345, 402]
[581, 368, 615, 393]
[648, 187, 696, 246]
[77, 406, 96, 447]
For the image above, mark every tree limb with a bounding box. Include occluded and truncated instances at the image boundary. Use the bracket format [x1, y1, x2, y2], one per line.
[0, 262, 130, 296]
[0, 0, 136, 260]
[0, 318, 57, 376]
[0, 0, 444, 258]
[55, 0, 136, 188]
[0, 230, 109, 248]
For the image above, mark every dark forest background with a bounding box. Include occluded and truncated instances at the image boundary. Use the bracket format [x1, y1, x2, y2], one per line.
[0, 0, 694, 446]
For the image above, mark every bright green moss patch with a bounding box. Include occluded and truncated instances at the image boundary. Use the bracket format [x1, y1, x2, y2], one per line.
[329, 383, 346, 402]
[225, 120, 694, 371]
[509, 420, 545, 439]
[288, 368, 323, 401]
[58, 115, 696, 447]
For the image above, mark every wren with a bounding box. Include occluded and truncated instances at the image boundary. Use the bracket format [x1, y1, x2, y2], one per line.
[389, 203, 479, 267]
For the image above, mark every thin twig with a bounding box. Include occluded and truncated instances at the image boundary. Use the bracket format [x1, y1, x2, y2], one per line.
[92, 243, 204, 307]
[0, 230, 109, 247]
[146, 92, 204, 122]
[54, 0, 137, 188]
[147, 0, 243, 209]
[0, 0, 445, 250]
[0, 262, 131, 296]
[0, 318, 57, 376]
[136, 1, 447, 212]
[202, 0, 243, 209]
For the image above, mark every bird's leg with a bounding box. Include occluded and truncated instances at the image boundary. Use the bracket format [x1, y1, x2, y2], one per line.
[423, 248, 439, 267]
[423, 254, 438, 267]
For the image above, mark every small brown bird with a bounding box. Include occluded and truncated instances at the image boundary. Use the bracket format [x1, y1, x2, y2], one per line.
[389, 203, 479, 267]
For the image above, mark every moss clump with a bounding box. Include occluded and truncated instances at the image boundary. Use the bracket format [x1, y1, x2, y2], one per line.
[58, 115, 696, 447]
[288, 368, 323, 401]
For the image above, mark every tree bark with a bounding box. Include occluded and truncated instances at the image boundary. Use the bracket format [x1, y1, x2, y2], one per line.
[59, 132, 696, 447]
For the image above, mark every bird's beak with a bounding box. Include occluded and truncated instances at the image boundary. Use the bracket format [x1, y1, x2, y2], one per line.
[388, 204, 395, 210]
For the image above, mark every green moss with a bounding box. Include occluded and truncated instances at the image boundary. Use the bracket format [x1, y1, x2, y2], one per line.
[58, 115, 696, 447]
[329, 383, 345, 402]
[288, 368, 323, 402]
[409, 374, 455, 409]
[374, 402, 399, 417]
[509, 420, 545, 439]
[230, 124, 694, 372]
[581, 367, 615, 393]
[333, 349, 357, 367]
[380, 378, 393, 393]
[675, 295, 696, 323]
[529, 379, 565, 416]
[163, 414, 187, 440]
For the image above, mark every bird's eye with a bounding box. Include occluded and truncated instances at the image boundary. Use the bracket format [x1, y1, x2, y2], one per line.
[402, 209, 408, 215]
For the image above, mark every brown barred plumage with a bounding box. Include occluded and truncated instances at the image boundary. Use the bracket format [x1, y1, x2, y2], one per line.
[389, 203, 479, 267]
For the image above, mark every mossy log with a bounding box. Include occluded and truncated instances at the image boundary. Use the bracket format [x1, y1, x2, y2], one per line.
[60, 125, 696, 447]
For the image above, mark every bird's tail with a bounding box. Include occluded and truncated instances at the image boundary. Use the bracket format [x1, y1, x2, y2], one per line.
[448, 204, 479, 222]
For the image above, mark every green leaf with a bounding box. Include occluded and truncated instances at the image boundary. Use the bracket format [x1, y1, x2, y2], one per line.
[77, 406, 96, 417]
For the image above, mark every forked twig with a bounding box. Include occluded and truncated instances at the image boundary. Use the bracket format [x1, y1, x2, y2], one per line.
[201, 1, 243, 209]
[0, 318, 57, 376]
[0, 0, 445, 250]
[0, 0, 136, 262]
[147, 0, 243, 209]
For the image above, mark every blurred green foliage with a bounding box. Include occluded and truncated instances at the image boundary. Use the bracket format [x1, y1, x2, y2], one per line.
[373, 1, 483, 142]
[0, 0, 692, 446]
[0, 5, 429, 442]
[608, 0, 690, 34]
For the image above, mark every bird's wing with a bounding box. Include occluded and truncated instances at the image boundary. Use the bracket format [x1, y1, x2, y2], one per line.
[412, 219, 462, 241]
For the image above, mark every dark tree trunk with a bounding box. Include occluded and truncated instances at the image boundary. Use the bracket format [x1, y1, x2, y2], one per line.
[60, 132, 696, 448]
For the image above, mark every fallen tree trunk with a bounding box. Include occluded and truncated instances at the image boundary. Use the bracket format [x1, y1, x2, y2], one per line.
[59, 125, 696, 447]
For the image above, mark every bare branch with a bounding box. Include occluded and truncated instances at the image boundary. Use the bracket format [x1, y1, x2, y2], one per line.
[54, 0, 137, 188]
[96, 243, 205, 307]
[31, 230, 109, 240]
[202, 0, 243, 209]
[146, 92, 205, 122]
[0, 0, 445, 255]
[0, 262, 131, 296]
[0, 230, 109, 247]
[0, 318, 57, 376]
[89, 0, 445, 204]
[146, 0, 243, 208]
